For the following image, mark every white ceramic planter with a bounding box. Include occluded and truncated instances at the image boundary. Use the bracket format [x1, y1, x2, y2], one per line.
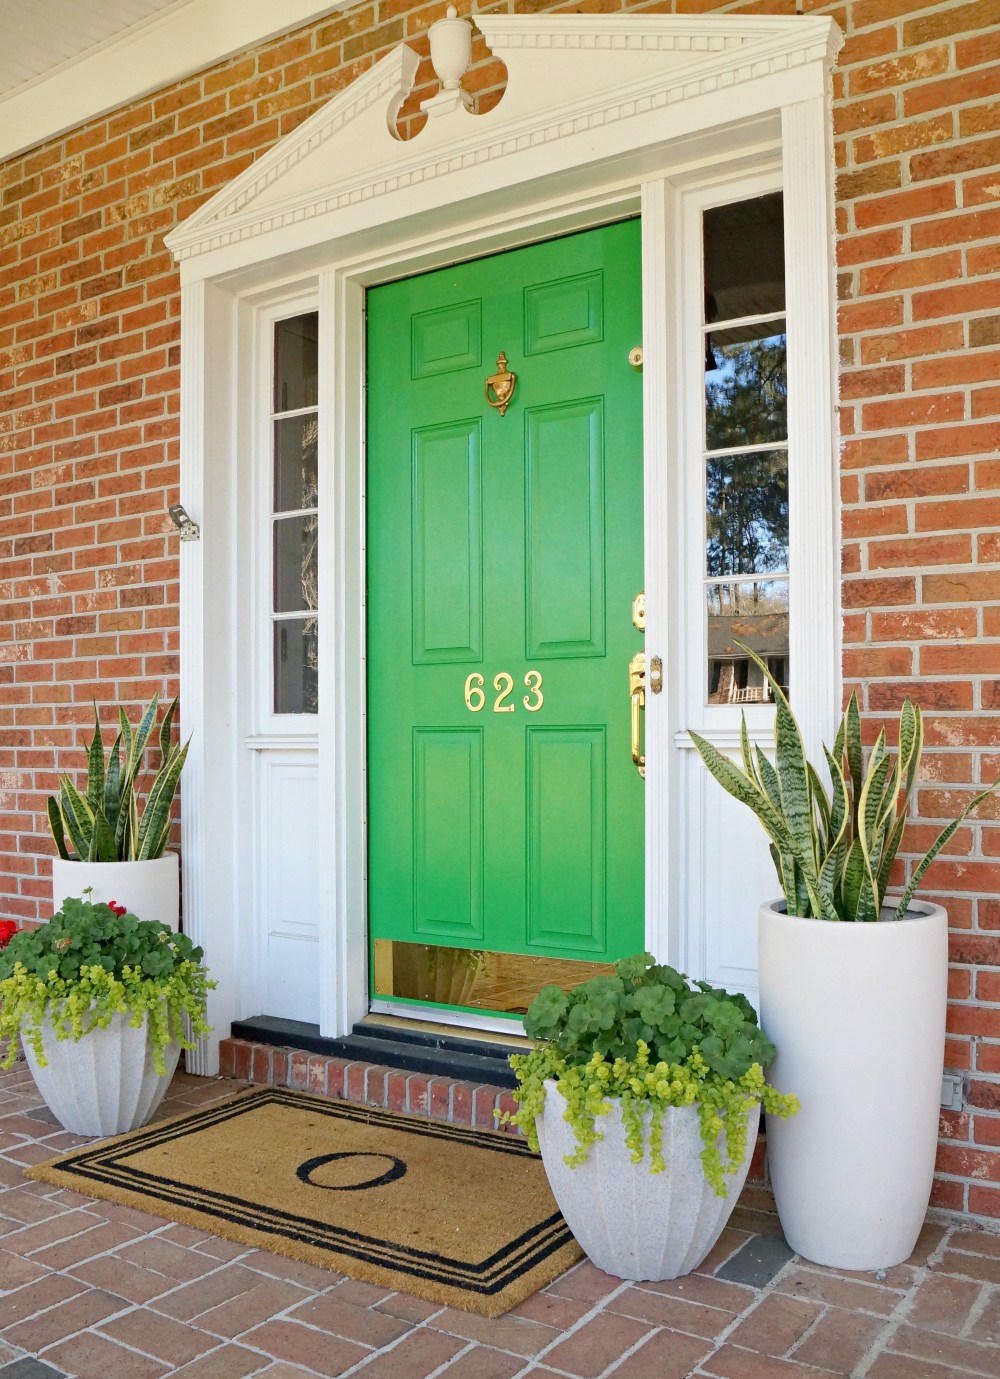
[51, 853, 179, 930]
[22, 1011, 180, 1138]
[536, 1080, 759, 1280]
[759, 899, 948, 1271]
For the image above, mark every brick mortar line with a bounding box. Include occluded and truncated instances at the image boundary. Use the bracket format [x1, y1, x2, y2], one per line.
[853, 1220, 958, 1378]
[689, 1248, 812, 1376]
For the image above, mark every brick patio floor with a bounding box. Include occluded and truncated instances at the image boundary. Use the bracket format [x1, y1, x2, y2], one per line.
[3, 1064, 1000, 1379]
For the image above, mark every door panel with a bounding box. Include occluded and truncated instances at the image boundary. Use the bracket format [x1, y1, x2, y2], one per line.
[367, 220, 644, 1015]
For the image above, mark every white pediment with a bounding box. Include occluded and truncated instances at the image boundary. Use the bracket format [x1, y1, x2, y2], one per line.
[166, 13, 840, 267]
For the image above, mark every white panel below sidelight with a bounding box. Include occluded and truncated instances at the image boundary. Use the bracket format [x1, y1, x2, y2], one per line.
[679, 744, 778, 1011]
[256, 751, 321, 1024]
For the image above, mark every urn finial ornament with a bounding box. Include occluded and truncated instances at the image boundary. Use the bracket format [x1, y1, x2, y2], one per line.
[422, 5, 474, 117]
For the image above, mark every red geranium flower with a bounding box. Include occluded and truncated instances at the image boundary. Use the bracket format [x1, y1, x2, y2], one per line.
[108, 901, 127, 917]
[0, 919, 17, 948]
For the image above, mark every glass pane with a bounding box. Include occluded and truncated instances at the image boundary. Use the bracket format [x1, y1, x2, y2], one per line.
[273, 514, 318, 613]
[707, 579, 789, 705]
[273, 312, 318, 413]
[274, 617, 318, 714]
[706, 450, 788, 578]
[706, 328, 786, 446]
[704, 191, 784, 324]
[274, 414, 319, 513]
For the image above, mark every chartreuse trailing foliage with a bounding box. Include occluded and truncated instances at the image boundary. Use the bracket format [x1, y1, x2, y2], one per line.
[47, 694, 189, 863]
[0, 896, 213, 1075]
[689, 642, 1000, 922]
[504, 954, 797, 1197]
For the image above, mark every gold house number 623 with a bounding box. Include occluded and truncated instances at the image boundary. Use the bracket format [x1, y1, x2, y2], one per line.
[464, 671, 544, 713]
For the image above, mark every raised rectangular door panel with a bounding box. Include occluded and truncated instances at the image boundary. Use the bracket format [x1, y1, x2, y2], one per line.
[367, 220, 644, 1014]
[411, 421, 482, 663]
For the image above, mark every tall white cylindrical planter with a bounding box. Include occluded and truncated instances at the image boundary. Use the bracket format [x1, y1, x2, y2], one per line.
[51, 854, 179, 931]
[536, 1081, 759, 1281]
[759, 900, 947, 1271]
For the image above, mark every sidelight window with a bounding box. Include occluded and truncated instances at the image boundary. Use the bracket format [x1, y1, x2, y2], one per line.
[270, 312, 319, 715]
[701, 191, 789, 705]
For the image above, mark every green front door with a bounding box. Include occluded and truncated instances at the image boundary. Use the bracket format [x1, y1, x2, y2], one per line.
[367, 221, 644, 1017]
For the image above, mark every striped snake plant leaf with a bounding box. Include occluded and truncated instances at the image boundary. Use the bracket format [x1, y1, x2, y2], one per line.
[688, 730, 800, 862]
[741, 715, 760, 785]
[875, 700, 925, 898]
[103, 732, 123, 832]
[843, 693, 865, 836]
[808, 762, 833, 842]
[791, 858, 812, 918]
[772, 688, 818, 877]
[47, 797, 70, 861]
[733, 641, 819, 876]
[857, 748, 892, 885]
[893, 778, 1000, 919]
[85, 710, 106, 810]
[824, 744, 849, 843]
[87, 807, 119, 863]
[135, 739, 190, 860]
[754, 747, 783, 814]
[840, 836, 871, 922]
[158, 695, 178, 759]
[58, 778, 96, 862]
[854, 863, 880, 924]
[817, 846, 845, 921]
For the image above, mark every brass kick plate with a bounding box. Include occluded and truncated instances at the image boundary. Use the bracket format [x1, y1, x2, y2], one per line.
[373, 940, 615, 1014]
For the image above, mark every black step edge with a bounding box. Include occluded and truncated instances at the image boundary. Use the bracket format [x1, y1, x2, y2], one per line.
[230, 1016, 520, 1089]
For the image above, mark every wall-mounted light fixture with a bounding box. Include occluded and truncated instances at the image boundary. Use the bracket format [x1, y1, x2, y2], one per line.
[168, 503, 201, 541]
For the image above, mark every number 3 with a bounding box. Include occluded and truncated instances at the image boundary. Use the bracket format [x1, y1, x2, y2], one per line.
[523, 669, 544, 712]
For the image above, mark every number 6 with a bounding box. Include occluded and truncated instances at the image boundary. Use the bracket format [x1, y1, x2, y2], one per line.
[464, 673, 485, 712]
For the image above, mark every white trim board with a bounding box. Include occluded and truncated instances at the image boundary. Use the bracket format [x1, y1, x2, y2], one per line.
[168, 14, 843, 1070]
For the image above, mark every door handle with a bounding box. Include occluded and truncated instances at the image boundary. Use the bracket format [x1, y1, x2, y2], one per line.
[629, 651, 646, 779]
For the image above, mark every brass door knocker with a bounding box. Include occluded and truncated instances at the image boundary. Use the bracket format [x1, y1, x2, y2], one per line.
[485, 351, 516, 416]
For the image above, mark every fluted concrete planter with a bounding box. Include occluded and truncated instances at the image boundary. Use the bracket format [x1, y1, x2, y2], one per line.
[759, 899, 948, 1270]
[23, 1011, 180, 1137]
[51, 853, 179, 931]
[536, 1080, 758, 1280]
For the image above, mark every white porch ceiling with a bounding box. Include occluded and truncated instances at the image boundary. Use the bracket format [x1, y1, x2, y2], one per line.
[0, 0, 347, 163]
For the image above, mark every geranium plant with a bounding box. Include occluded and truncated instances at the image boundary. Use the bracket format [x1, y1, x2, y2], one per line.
[0, 895, 213, 1074]
[689, 642, 999, 922]
[505, 953, 797, 1196]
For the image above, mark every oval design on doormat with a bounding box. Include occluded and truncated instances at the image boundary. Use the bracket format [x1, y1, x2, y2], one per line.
[296, 1150, 407, 1191]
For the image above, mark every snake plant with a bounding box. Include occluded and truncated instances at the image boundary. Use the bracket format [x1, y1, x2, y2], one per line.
[690, 644, 998, 921]
[47, 695, 189, 863]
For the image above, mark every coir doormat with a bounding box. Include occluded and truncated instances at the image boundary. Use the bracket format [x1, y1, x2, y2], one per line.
[26, 1086, 581, 1316]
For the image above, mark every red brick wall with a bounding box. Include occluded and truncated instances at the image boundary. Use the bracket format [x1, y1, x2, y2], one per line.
[1, 0, 1000, 1218]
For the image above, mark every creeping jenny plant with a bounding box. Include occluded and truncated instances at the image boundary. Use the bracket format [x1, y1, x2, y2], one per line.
[506, 953, 797, 1196]
[0, 896, 213, 1074]
[689, 643, 999, 922]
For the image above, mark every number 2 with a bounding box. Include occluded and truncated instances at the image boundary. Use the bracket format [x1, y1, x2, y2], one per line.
[493, 672, 515, 712]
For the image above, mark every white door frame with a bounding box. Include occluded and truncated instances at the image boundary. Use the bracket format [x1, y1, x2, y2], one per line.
[167, 14, 842, 1071]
